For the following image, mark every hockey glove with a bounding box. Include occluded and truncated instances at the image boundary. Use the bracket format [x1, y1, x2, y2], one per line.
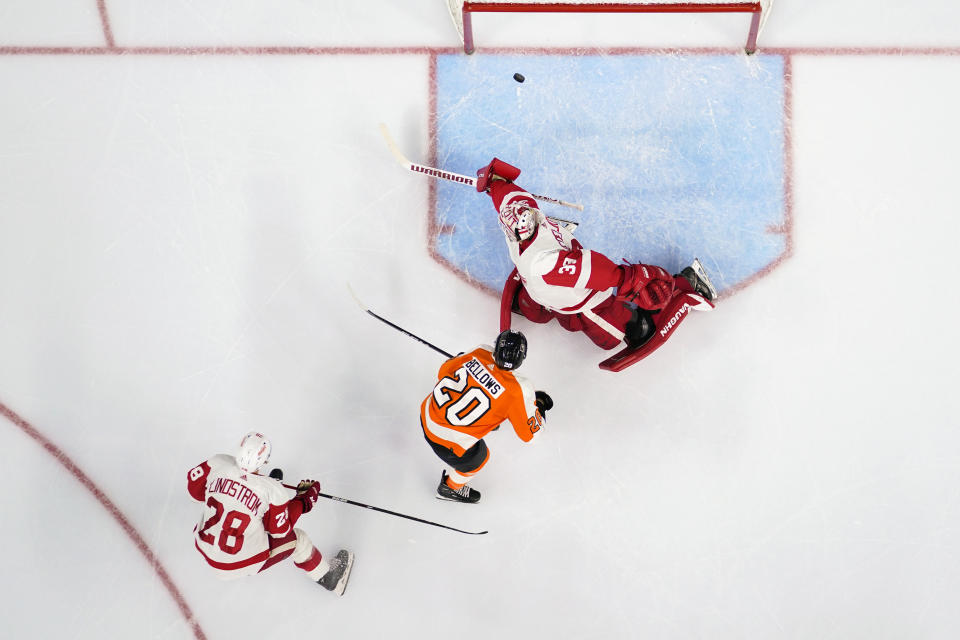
[296, 479, 321, 513]
[475, 157, 521, 192]
[617, 263, 674, 311]
[640, 279, 673, 309]
[535, 390, 553, 416]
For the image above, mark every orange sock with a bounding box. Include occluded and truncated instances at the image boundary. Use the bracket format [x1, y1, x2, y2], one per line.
[445, 476, 466, 490]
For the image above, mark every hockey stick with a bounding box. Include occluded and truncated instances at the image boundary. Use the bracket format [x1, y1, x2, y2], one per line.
[347, 283, 454, 359]
[378, 123, 584, 212]
[282, 482, 488, 536]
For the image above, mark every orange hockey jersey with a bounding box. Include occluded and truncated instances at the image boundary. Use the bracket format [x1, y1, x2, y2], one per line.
[420, 346, 542, 456]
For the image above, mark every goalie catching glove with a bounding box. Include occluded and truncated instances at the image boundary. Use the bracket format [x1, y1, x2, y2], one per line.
[296, 479, 321, 513]
[616, 263, 675, 311]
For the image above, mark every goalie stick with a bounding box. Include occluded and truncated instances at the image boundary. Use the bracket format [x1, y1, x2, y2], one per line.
[282, 482, 487, 536]
[378, 123, 584, 212]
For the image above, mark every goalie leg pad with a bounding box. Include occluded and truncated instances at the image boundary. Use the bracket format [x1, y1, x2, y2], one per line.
[598, 291, 714, 372]
[577, 298, 633, 350]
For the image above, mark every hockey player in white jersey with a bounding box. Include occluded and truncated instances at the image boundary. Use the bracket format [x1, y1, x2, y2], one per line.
[475, 157, 717, 369]
[187, 432, 354, 595]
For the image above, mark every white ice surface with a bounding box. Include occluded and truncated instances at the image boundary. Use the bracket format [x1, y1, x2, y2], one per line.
[1, 2, 959, 639]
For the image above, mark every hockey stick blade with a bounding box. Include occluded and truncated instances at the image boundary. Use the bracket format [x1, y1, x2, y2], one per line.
[346, 283, 454, 359]
[322, 492, 488, 535]
[379, 122, 475, 185]
[282, 482, 487, 535]
[378, 122, 412, 167]
[378, 123, 584, 211]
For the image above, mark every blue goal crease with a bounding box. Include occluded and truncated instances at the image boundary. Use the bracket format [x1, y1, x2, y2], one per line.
[433, 53, 787, 294]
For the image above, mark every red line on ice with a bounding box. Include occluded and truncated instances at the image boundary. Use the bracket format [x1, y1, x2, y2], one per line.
[0, 42, 950, 297]
[0, 400, 208, 640]
[719, 51, 795, 298]
[0, 34, 950, 638]
[0, 45, 459, 56]
[424, 51, 501, 298]
[96, 0, 115, 48]
[0, 45, 957, 56]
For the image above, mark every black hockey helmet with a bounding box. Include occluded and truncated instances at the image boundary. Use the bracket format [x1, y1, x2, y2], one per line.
[493, 329, 527, 370]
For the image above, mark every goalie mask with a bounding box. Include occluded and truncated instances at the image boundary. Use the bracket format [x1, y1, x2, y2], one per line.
[498, 200, 540, 242]
[493, 329, 527, 370]
[236, 431, 272, 474]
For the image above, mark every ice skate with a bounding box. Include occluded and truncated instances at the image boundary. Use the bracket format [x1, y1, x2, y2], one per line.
[436, 471, 481, 504]
[679, 258, 718, 302]
[317, 549, 354, 596]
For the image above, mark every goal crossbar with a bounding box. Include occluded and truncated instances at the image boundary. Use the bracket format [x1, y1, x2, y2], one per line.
[457, 2, 767, 54]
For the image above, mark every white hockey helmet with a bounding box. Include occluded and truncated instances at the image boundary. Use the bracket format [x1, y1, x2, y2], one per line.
[236, 431, 272, 474]
[499, 200, 540, 241]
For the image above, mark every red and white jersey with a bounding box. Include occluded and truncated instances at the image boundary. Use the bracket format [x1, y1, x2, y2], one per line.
[187, 454, 299, 575]
[490, 182, 622, 314]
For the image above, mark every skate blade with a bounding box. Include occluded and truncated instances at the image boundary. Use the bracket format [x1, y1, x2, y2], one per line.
[690, 258, 718, 301]
[436, 494, 479, 504]
[333, 551, 354, 596]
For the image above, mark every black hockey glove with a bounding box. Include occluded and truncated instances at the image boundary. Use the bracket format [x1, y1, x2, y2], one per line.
[535, 391, 553, 416]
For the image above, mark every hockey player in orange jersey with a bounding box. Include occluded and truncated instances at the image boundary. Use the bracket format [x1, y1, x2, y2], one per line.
[420, 329, 552, 503]
[187, 432, 354, 595]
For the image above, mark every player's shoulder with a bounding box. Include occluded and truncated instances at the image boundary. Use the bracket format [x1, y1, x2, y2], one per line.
[467, 346, 515, 378]
[457, 347, 519, 389]
[472, 344, 494, 358]
[206, 454, 237, 473]
[524, 237, 566, 271]
[441, 347, 484, 374]
[492, 368, 534, 412]
[512, 373, 535, 398]
[498, 365, 532, 390]
[448, 345, 492, 366]
[245, 474, 289, 505]
[481, 350, 532, 394]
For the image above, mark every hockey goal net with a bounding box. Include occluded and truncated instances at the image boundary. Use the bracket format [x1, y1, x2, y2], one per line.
[446, 0, 774, 54]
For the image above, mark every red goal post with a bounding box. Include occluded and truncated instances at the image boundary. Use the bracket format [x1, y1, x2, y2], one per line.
[446, 0, 774, 54]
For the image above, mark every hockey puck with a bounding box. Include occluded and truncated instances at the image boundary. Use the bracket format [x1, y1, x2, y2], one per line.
[513, 73, 525, 83]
